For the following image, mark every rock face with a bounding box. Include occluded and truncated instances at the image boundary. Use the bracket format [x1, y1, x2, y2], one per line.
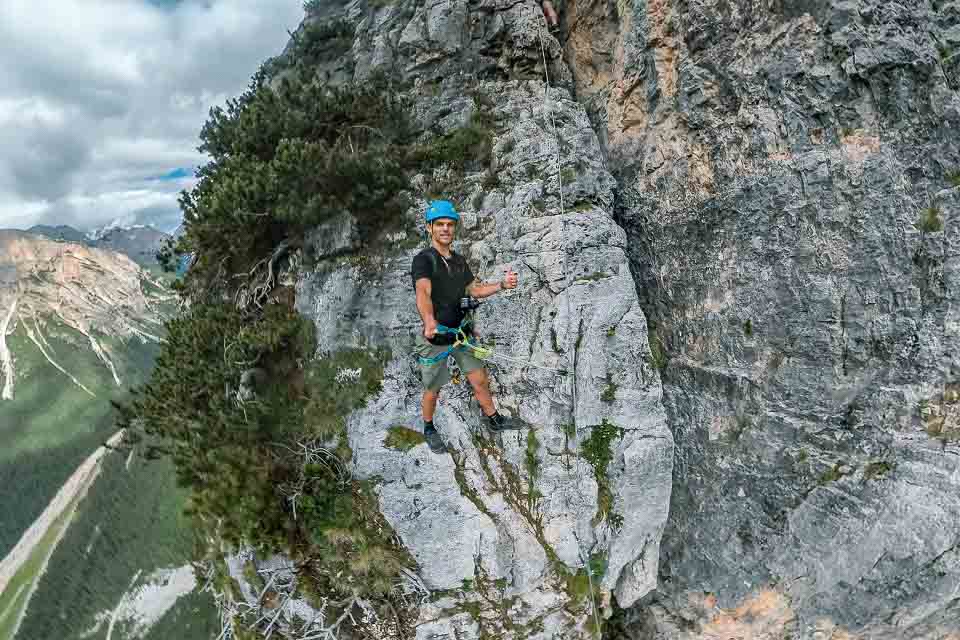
[235, 0, 960, 638]
[558, 0, 960, 637]
[287, 0, 673, 638]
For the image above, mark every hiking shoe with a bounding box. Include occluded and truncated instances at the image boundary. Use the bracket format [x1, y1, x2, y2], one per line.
[423, 425, 447, 454]
[483, 413, 524, 432]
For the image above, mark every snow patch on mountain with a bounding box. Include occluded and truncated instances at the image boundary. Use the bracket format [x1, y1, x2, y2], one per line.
[85, 218, 149, 243]
[1, 296, 17, 400]
[87, 565, 197, 640]
[23, 322, 97, 397]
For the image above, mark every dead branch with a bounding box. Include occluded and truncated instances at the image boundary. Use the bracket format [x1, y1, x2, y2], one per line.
[236, 241, 290, 312]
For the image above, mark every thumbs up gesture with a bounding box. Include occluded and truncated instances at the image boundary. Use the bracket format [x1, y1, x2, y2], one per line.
[501, 269, 518, 290]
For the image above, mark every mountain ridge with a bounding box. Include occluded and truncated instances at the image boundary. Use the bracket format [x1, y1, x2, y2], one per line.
[18, 223, 171, 269]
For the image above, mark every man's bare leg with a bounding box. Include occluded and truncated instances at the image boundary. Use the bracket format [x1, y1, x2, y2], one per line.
[542, 0, 559, 27]
[422, 389, 440, 422]
[466, 368, 496, 416]
[468, 368, 522, 430]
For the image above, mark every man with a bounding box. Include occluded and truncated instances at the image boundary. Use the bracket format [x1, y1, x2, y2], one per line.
[412, 200, 522, 453]
[541, 0, 559, 28]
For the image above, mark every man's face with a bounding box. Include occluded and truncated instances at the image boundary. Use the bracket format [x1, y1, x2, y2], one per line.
[429, 218, 457, 244]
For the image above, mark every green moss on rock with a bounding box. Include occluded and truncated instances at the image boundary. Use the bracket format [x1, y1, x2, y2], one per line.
[582, 420, 623, 524]
[863, 460, 895, 480]
[917, 205, 944, 233]
[384, 425, 426, 451]
[648, 326, 668, 371]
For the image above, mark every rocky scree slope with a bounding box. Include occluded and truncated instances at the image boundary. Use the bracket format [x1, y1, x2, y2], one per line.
[557, 0, 960, 638]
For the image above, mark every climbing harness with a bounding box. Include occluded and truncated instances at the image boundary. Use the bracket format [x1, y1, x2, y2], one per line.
[418, 315, 569, 375]
[417, 318, 491, 366]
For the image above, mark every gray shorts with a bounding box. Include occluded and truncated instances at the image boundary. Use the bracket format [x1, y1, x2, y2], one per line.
[414, 335, 485, 392]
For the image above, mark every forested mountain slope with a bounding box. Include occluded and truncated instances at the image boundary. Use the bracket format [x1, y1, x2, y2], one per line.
[0, 231, 215, 640]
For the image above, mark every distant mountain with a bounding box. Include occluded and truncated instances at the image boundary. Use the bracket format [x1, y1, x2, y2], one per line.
[90, 226, 171, 269]
[0, 231, 213, 640]
[20, 224, 171, 270]
[0, 230, 171, 556]
[26, 225, 88, 244]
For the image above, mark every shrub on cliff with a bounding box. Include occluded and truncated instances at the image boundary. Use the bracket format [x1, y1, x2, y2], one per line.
[171, 65, 417, 300]
[118, 65, 435, 629]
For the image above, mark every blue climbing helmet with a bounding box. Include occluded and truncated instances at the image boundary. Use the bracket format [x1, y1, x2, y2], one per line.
[425, 199, 460, 223]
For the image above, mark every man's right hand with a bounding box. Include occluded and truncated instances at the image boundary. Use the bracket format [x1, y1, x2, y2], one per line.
[424, 320, 438, 341]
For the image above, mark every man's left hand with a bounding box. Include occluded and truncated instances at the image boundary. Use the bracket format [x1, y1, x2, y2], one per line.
[502, 270, 518, 290]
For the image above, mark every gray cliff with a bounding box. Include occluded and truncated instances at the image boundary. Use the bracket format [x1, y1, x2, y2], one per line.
[294, 22, 674, 640]
[567, 0, 960, 637]
[226, 0, 960, 638]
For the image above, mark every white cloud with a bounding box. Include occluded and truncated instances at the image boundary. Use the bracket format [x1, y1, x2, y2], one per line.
[0, 0, 303, 232]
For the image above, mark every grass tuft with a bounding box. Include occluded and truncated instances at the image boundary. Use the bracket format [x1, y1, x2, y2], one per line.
[384, 425, 426, 452]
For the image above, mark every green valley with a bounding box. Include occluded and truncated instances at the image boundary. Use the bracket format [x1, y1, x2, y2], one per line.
[0, 230, 215, 640]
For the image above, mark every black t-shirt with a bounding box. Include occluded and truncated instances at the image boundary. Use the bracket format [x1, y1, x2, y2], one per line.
[412, 247, 475, 332]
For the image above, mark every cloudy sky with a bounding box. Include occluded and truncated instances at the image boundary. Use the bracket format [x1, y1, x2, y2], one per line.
[0, 0, 303, 233]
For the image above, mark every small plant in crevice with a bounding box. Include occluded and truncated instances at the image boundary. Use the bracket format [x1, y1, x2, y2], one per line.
[418, 111, 494, 172]
[481, 168, 500, 190]
[582, 420, 624, 525]
[818, 462, 852, 485]
[863, 460, 895, 481]
[648, 326, 668, 371]
[469, 189, 485, 211]
[726, 416, 753, 442]
[600, 374, 618, 403]
[744, 318, 753, 337]
[921, 385, 960, 442]
[916, 205, 944, 233]
[579, 271, 607, 282]
[938, 42, 955, 63]
[947, 169, 960, 188]
[554, 551, 608, 632]
[416, 108, 497, 202]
